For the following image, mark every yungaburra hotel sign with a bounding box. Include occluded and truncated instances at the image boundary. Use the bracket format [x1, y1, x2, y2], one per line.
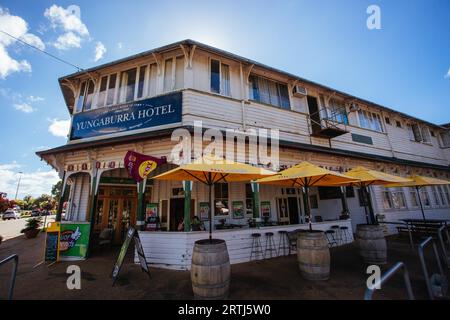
[70, 92, 182, 140]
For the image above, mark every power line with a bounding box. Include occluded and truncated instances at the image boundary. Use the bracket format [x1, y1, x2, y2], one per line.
[0, 29, 84, 71]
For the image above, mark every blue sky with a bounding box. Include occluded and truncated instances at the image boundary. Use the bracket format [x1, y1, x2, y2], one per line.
[0, 0, 449, 198]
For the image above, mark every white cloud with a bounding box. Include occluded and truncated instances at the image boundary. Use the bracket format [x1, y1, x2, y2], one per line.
[117, 42, 122, 49]
[53, 31, 82, 50]
[94, 41, 106, 61]
[19, 33, 45, 50]
[0, 162, 59, 198]
[0, 7, 44, 78]
[44, 5, 89, 50]
[28, 95, 44, 102]
[13, 102, 35, 113]
[445, 68, 450, 79]
[48, 118, 70, 138]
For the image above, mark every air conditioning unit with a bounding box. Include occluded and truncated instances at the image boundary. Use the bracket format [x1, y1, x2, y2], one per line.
[292, 85, 307, 97]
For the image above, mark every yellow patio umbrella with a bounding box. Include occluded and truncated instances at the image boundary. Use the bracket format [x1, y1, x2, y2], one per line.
[384, 175, 450, 220]
[343, 167, 413, 224]
[255, 161, 360, 230]
[152, 155, 275, 240]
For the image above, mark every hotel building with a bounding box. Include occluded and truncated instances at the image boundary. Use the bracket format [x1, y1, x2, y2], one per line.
[36, 40, 450, 269]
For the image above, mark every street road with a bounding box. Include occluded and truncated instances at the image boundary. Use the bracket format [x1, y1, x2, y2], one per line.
[0, 215, 55, 241]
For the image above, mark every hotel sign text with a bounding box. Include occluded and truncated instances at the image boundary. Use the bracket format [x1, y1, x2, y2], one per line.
[70, 92, 182, 140]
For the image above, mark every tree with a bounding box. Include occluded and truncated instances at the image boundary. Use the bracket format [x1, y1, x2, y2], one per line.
[22, 195, 35, 210]
[51, 180, 63, 203]
[0, 194, 11, 213]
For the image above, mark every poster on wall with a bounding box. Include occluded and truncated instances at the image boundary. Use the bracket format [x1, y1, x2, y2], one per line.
[59, 222, 91, 260]
[232, 201, 244, 219]
[261, 201, 271, 218]
[146, 203, 158, 219]
[199, 202, 210, 221]
[145, 203, 160, 231]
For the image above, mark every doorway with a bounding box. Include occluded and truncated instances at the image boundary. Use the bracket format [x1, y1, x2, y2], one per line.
[307, 95, 321, 133]
[287, 197, 300, 225]
[170, 198, 184, 231]
[169, 198, 196, 231]
[94, 186, 137, 245]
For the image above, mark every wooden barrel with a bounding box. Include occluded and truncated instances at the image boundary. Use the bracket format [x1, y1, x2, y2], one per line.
[355, 224, 387, 265]
[191, 239, 230, 299]
[297, 230, 330, 281]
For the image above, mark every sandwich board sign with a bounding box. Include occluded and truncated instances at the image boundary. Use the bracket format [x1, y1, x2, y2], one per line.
[111, 227, 150, 285]
[44, 222, 61, 263]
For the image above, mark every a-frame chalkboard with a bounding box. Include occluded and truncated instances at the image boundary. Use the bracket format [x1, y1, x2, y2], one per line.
[111, 227, 150, 286]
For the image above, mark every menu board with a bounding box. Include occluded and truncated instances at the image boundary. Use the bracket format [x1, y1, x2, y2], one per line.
[45, 231, 59, 262]
[112, 227, 150, 285]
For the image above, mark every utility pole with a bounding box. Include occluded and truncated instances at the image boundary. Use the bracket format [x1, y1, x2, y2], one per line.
[14, 172, 23, 200]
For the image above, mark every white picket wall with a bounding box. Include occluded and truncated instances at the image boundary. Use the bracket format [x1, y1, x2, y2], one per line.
[135, 219, 353, 270]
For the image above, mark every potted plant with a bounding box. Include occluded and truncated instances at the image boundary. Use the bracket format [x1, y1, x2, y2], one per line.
[21, 217, 42, 239]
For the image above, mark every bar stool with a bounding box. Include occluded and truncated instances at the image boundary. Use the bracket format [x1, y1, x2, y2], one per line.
[331, 225, 341, 245]
[340, 226, 351, 244]
[278, 230, 289, 256]
[250, 233, 263, 261]
[325, 230, 338, 248]
[264, 232, 277, 259]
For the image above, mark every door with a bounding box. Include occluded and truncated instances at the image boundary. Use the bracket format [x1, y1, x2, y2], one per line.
[287, 197, 300, 225]
[94, 187, 137, 245]
[307, 96, 321, 133]
[170, 198, 185, 231]
[277, 198, 289, 225]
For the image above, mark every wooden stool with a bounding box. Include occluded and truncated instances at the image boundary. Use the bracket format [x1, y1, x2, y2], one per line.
[250, 233, 263, 261]
[340, 226, 351, 243]
[264, 232, 277, 259]
[278, 230, 289, 256]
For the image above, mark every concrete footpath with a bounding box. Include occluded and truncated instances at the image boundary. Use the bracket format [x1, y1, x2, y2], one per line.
[0, 231, 436, 300]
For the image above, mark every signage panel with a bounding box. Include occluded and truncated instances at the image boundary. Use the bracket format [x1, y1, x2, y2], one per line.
[70, 92, 182, 140]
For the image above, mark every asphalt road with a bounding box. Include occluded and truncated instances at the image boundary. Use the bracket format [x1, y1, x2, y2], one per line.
[0, 215, 55, 241]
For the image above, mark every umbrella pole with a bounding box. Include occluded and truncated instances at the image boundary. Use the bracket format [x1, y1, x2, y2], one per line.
[304, 186, 312, 231]
[416, 186, 426, 220]
[209, 183, 212, 241]
[361, 186, 369, 224]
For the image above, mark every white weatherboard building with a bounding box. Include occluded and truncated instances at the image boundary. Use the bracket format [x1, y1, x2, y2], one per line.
[37, 40, 450, 269]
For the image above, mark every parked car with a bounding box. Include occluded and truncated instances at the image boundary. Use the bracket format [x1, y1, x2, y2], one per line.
[31, 209, 41, 217]
[2, 209, 20, 220]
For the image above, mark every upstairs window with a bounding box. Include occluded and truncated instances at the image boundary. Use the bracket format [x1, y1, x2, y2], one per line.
[137, 65, 147, 99]
[210, 59, 231, 96]
[119, 68, 137, 103]
[248, 74, 290, 109]
[358, 110, 384, 132]
[407, 123, 432, 144]
[421, 126, 431, 143]
[76, 80, 95, 112]
[163, 56, 184, 92]
[328, 99, 348, 124]
[439, 131, 450, 148]
[96, 73, 117, 108]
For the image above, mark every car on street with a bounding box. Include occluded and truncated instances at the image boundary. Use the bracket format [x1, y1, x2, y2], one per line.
[2, 209, 20, 220]
[31, 209, 41, 217]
